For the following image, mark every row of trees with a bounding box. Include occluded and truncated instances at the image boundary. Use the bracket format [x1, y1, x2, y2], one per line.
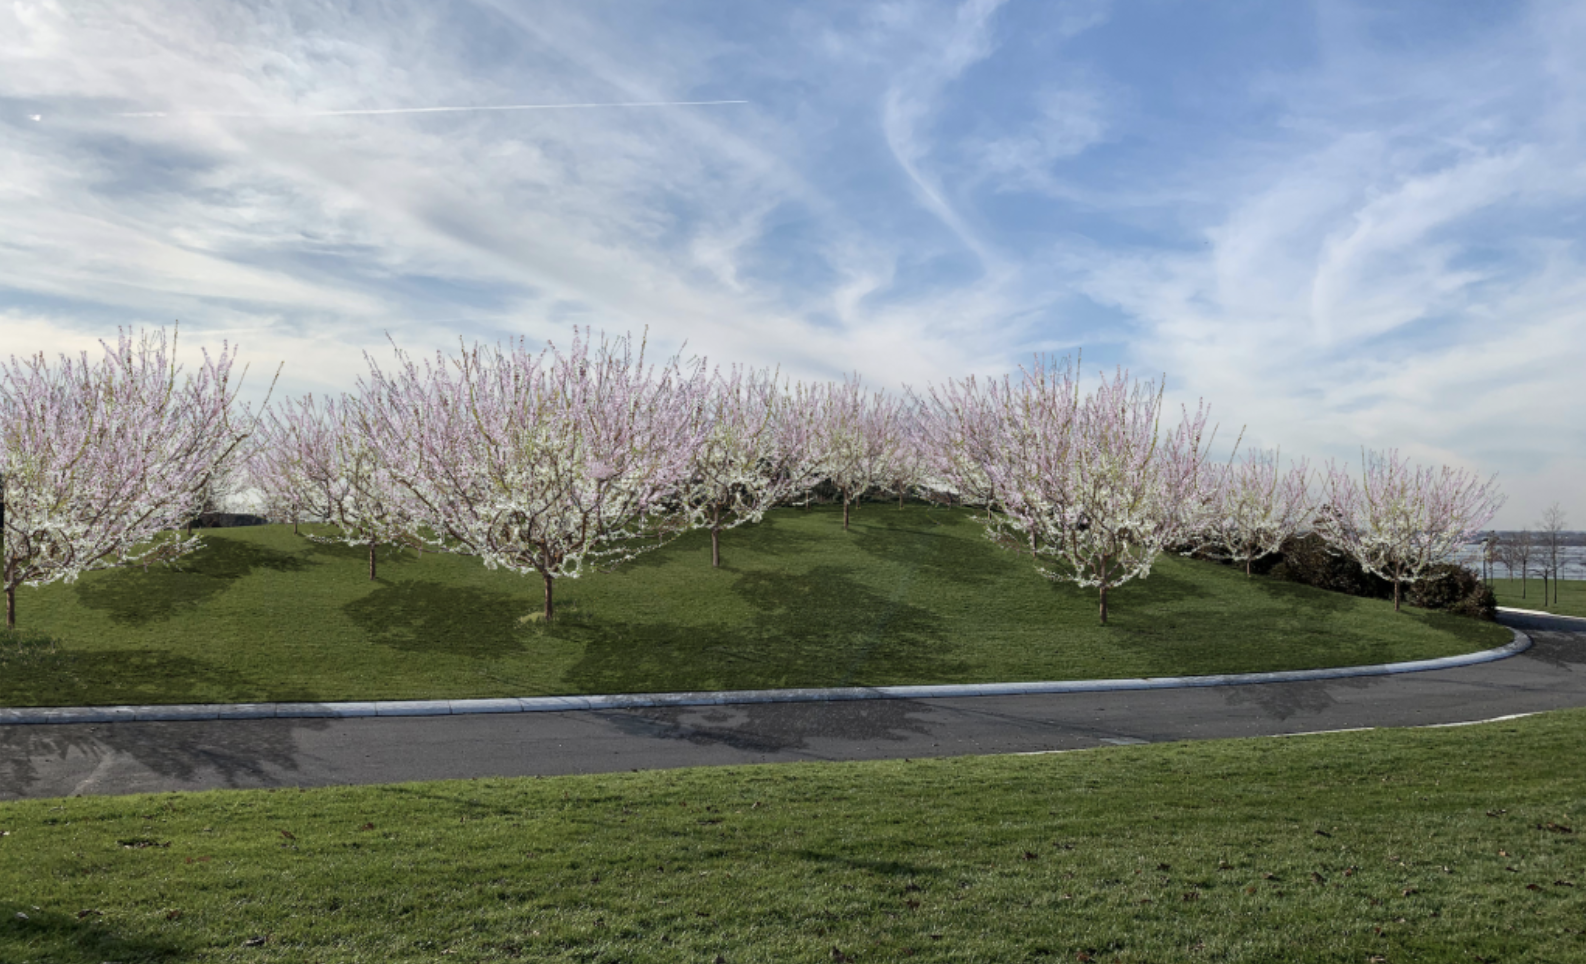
[2, 327, 1505, 629]
[1478, 505, 1576, 605]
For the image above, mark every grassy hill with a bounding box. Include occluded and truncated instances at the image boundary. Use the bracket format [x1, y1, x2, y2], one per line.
[0, 504, 1508, 708]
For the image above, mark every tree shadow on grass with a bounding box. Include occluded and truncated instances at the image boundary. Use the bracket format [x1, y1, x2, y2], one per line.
[558, 565, 970, 694]
[618, 511, 831, 572]
[848, 513, 1003, 587]
[301, 539, 421, 569]
[0, 649, 295, 708]
[341, 580, 534, 658]
[0, 905, 185, 962]
[72, 537, 311, 626]
[1247, 576, 1357, 617]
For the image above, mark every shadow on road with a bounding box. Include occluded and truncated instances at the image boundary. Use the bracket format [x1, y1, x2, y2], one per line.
[0, 717, 329, 800]
[606, 698, 938, 754]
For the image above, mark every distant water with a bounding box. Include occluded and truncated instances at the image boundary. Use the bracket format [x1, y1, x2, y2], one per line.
[1455, 544, 1585, 580]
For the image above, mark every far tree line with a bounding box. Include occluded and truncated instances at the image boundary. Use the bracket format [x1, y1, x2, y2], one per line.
[2, 327, 1505, 630]
[1472, 510, 1580, 606]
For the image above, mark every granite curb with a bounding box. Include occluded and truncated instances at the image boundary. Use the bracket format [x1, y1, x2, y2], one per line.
[0, 630, 1532, 726]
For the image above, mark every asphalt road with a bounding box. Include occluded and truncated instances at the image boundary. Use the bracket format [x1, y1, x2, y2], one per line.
[2, 611, 1581, 802]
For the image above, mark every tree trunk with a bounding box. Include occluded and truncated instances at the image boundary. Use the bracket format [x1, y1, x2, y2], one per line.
[1393, 580, 1401, 612]
[542, 571, 554, 623]
[711, 527, 721, 568]
[1246, 558, 1253, 577]
[368, 538, 377, 581]
[898, 489, 904, 509]
[843, 497, 851, 531]
[1098, 583, 1109, 625]
[4, 585, 14, 631]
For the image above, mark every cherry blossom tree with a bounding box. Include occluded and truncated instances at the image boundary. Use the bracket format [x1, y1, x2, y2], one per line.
[1, 328, 261, 629]
[357, 330, 709, 622]
[1195, 448, 1313, 576]
[680, 367, 821, 567]
[811, 377, 906, 530]
[929, 357, 1217, 624]
[1317, 449, 1504, 612]
[918, 370, 1019, 514]
[880, 403, 931, 509]
[253, 394, 417, 579]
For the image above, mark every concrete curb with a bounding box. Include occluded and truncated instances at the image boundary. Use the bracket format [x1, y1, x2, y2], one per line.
[1497, 606, 1586, 625]
[0, 630, 1532, 726]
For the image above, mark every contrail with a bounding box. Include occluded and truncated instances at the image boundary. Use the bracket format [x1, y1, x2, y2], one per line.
[115, 99, 749, 119]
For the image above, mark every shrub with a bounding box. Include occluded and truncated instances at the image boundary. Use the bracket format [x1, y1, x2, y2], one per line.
[1214, 533, 1498, 621]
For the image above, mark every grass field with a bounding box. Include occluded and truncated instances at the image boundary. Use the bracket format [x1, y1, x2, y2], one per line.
[1490, 577, 1586, 619]
[0, 505, 1508, 708]
[2, 709, 1582, 962]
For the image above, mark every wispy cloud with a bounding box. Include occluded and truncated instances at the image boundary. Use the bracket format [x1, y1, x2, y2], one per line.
[0, 0, 1582, 525]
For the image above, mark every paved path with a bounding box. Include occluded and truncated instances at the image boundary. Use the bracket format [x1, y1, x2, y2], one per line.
[1, 611, 1581, 801]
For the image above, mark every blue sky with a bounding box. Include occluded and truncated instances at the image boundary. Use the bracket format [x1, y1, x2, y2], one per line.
[2, 0, 1582, 527]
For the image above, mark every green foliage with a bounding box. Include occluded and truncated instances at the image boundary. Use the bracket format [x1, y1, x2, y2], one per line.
[1247, 534, 1497, 620]
[0, 506, 1507, 708]
[2, 710, 1584, 962]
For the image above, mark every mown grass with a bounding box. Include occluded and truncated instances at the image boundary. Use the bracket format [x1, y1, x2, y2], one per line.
[1491, 577, 1586, 619]
[1, 504, 1507, 707]
[2, 709, 1583, 963]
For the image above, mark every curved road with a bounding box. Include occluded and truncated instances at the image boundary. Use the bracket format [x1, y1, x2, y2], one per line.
[2, 612, 1582, 801]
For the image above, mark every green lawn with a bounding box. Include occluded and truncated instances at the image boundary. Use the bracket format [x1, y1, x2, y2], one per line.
[3, 710, 1583, 962]
[0, 504, 1507, 708]
[1490, 577, 1586, 619]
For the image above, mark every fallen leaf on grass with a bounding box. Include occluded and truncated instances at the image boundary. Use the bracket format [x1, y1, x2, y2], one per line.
[1555, 879, 1576, 887]
[75, 909, 100, 919]
[1526, 883, 1542, 891]
[1368, 956, 1387, 963]
[1182, 892, 1200, 902]
[1260, 873, 1278, 881]
[831, 948, 852, 962]
[165, 909, 182, 921]
[1498, 850, 1510, 857]
[359, 823, 375, 831]
[904, 900, 921, 910]
[1538, 822, 1573, 834]
[1344, 867, 1357, 878]
[1157, 863, 1171, 871]
[1402, 888, 1418, 897]
[184, 856, 210, 864]
[279, 830, 295, 841]
[1023, 851, 1039, 861]
[1487, 809, 1507, 817]
[1314, 829, 1332, 837]
[242, 936, 268, 947]
[1310, 872, 1326, 884]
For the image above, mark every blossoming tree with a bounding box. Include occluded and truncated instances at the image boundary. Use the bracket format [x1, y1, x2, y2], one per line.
[1, 328, 259, 629]
[252, 393, 417, 579]
[1317, 449, 1503, 611]
[931, 357, 1217, 624]
[358, 330, 709, 621]
[1196, 448, 1313, 576]
[811, 377, 906, 530]
[680, 366, 821, 567]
